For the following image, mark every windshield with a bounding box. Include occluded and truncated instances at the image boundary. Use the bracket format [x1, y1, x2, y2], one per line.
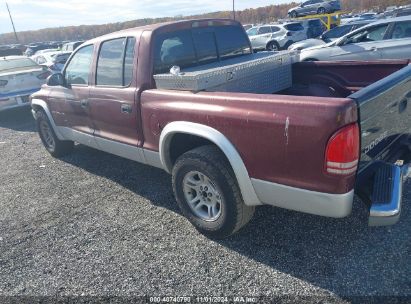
[247, 28, 258, 36]
[0, 57, 39, 72]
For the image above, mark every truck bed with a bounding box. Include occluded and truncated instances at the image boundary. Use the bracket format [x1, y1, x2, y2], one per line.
[142, 60, 411, 196]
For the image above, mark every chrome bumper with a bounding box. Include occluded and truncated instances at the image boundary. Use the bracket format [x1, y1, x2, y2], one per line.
[369, 163, 409, 226]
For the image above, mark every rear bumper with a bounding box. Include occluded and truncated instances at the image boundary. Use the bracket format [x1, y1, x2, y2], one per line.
[368, 163, 409, 226]
[251, 178, 353, 218]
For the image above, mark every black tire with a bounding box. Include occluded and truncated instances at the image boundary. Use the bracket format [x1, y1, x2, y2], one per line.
[266, 41, 280, 51]
[283, 40, 294, 50]
[172, 145, 255, 238]
[289, 11, 297, 18]
[317, 7, 326, 14]
[35, 110, 74, 157]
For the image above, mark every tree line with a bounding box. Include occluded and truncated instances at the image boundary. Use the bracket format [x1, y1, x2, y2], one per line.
[1, 0, 410, 45]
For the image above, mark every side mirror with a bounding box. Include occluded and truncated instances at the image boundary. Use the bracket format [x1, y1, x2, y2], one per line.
[47, 73, 65, 87]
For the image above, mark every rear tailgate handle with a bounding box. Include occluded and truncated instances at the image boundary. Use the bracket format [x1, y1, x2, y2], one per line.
[121, 104, 132, 114]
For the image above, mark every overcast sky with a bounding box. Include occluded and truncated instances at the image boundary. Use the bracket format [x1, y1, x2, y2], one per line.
[0, 0, 293, 34]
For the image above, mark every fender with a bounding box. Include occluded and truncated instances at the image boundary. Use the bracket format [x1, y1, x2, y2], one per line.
[159, 121, 262, 206]
[31, 98, 64, 140]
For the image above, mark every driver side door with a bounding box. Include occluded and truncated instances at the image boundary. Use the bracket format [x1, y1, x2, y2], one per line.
[331, 23, 390, 61]
[48, 44, 97, 147]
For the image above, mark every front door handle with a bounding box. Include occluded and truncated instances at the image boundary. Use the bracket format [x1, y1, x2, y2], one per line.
[80, 99, 88, 108]
[121, 104, 132, 114]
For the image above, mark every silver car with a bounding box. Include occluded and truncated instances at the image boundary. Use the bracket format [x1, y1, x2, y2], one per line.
[289, 20, 370, 51]
[288, 0, 341, 18]
[300, 16, 411, 61]
[247, 23, 307, 51]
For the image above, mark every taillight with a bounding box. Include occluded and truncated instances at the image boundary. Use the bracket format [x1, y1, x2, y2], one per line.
[37, 71, 51, 80]
[325, 123, 360, 175]
[0, 80, 8, 87]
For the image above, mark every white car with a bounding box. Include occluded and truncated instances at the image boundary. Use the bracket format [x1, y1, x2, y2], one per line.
[0, 56, 50, 111]
[31, 51, 72, 73]
[247, 23, 307, 51]
[300, 16, 411, 61]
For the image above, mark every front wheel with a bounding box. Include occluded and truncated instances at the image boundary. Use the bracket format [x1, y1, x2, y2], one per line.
[36, 110, 74, 157]
[172, 145, 255, 238]
[317, 7, 326, 14]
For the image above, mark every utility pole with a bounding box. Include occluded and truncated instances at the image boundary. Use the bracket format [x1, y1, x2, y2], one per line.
[232, 0, 235, 20]
[6, 2, 19, 43]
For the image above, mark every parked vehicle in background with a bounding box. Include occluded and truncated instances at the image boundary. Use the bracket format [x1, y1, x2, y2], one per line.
[247, 22, 306, 51]
[300, 19, 325, 38]
[242, 24, 254, 31]
[288, 0, 341, 18]
[61, 41, 85, 52]
[387, 7, 411, 18]
[289, 20, 370, 50]
[300, 16, 411, 61]
[0, 56, 50, 111]
[341, 12, 378, 25]
[31, 19, 411, 238]
[24, 44, 51, 56]
[0, 45, 23, 56]
[31, 51, 72, 73]
[35, 49, 59, 55]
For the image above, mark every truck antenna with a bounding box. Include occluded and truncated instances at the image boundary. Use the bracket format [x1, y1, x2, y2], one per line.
[5, 2, 19, 43]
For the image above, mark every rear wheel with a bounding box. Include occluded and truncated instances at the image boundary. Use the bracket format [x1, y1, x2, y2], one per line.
[172, 145, 255, 238]
[317, 7, 326, 14]
[36, 110, 74, 157]
[266, 41, 280, 51]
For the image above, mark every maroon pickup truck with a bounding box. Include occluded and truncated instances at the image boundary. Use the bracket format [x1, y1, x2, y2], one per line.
[31, 19, 411, 238]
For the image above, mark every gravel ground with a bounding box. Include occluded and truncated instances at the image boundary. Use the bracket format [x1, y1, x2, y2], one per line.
[0, 108, 410, 303]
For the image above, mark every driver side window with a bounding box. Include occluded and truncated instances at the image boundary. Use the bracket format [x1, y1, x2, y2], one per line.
[64, 45, 94, 86]
[348, 24, 389, 44]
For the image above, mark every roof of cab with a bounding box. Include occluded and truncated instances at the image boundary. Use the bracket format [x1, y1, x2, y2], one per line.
[84, 19, 241, 45]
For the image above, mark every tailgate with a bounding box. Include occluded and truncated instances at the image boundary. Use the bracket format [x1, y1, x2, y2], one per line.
[350, 64, 411, 173]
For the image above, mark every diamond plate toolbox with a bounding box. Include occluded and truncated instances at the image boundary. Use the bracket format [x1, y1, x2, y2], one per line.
[153, 51, 299, 93]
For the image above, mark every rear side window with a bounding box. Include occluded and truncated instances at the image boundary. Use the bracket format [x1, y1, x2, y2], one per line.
[192, 29, 218, 64]
[271, 26, 281, 33]
[96, 37, 136, 86]
[258, 27, 271, 34]
[391, 21, 411, 39]
[214, 25, 251, 59]
[154, 30, 197, 74]
[65, 45, 94, 86]
[284, 23, 304, 31]
[154, 25, 251, 74]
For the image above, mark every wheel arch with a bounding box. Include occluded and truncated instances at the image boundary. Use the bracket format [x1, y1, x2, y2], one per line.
[31, 98, 64, 140]
[159, 121, 262, 206]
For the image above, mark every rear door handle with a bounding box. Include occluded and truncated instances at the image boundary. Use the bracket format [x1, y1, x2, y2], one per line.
[121, 104, 132, 114]
[80, 99, 88, 108]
